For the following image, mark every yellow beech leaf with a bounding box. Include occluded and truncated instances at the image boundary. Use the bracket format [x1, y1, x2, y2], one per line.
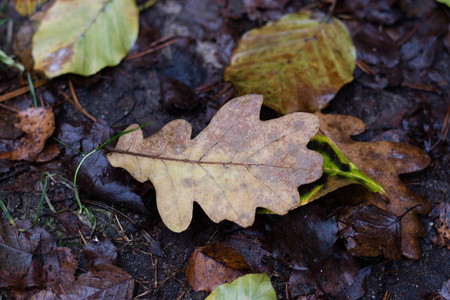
[32, 0, 138, 78]
[225, 11, 356, 114]
[107, 95, 323, 232]
[13, 0, 47, 16]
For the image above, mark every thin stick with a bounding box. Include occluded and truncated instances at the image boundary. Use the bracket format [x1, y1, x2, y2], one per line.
[0, 79, 47, 103]
[356, 59, 376, 76]
[68, 81, 97, 122]
[195, 79, 224, 94]
[0, 102, 20, 113]
[78, 227, 88, 246]
[80, 198, 155, 243]
[211, 83, 232, 102]
[401, 82, 436, 93]
[397, 11, 432, 46]
[126, 36, 178, 60]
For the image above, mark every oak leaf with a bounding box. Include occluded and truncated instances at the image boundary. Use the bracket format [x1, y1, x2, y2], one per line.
[225, 11, 356, 114]
[316, 112, 431, 259]
[107, 95, 323, 232]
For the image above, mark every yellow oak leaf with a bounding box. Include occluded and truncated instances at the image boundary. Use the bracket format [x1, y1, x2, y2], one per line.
[107, 95, 323, 232]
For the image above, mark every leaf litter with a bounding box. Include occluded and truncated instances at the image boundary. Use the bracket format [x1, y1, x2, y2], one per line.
[1, 0, 449, 298]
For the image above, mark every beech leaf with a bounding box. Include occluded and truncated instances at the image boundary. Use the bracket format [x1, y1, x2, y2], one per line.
[316, 112, 431, 259]
[206, 273, 276, 300]
[225, 11, 356, 114]
[32, 0, 139, 78]
[107, 95, 323, 232]
[13, 0, 47, 16]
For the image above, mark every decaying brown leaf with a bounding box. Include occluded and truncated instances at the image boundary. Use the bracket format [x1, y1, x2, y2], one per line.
[430, 202, 450, 249]
[339, 204, 402, 259]
[0, 107, 55, 161]
[316, 112, 431, 259]
[187, 243, 251, 292]
[107, 95, 323, 232]
[8, 233, 135, 299]
[0, 219, 77, 290]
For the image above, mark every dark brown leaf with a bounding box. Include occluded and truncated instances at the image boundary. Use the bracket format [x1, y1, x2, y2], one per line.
[0, 219, 77, 289]
[430, 202, 450, 250]
[339, 204, 402, 259]
[316, 112, 431, 259]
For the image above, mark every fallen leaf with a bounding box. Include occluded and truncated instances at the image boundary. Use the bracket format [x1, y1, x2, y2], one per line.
[0, 219, 77, 289]
[56, 120, 146, 212]
[32, 0, 139, 78]
[437, 0, 450, 7]
[430, 202, 450, 249]
[225, 11, 356, 114]
[60, 263, 134, 299]
[186, 243, 251, 292]
[316, 112, 431, 259]
[107, 95, 323, 232]
[0, 107, 55, 161]
[299, 134, 385, 204]
[160, 77, 198, 112]
[206, 273, 276, 300]
[13, 0, 47, 16]
[263, 200, 369, 298]
[339, 204, 402, 259]
[227, 234, 272, 274]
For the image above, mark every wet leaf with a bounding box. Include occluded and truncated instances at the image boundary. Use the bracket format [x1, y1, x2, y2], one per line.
[107, 95, 323, 232]
[32, 0, 139, 78]
[186, 243, 251, 292]
[437, 0, 450, 8]
[316, 112, 431, 259]
[225, 11, 356, 114]
[264, 200, 370, 298]
[57, 120, 146, 212]
[61, 263, 134, 299]
[0, 107, 55, 161]
[0, 219, 77, 289]
[206, 273, 276, 300]
[299, 134, 385, 204]
[430, 202, 450, 249]
[339, 204, 402, 259]
[13, 0, 47, 16]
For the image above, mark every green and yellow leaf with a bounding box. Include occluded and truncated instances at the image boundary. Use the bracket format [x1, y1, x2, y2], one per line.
[225, 11, 356, 114]
[32, 0, 139, 78]
[206, 273, 276, 300]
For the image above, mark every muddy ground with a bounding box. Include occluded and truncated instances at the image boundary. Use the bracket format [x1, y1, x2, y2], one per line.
[0, 0, 449, 299]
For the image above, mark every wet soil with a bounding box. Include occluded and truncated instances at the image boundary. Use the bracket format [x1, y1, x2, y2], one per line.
[0, 0, 449, 299]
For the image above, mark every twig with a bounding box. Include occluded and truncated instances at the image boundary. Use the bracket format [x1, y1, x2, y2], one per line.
[195, 79, 224, 94]
[211, 83, 232, 102]
[397, 11, 432, 46]
[0, 79, 47, 103]
[356, 59, 376, 76]
[126, 35, 178, 60]
[401, 82, 436, 93]
[80, 198, 155, 243]
[78, 227, 88, 246]
[0, 102, 20, 113]
[68, 81, 97, 122]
